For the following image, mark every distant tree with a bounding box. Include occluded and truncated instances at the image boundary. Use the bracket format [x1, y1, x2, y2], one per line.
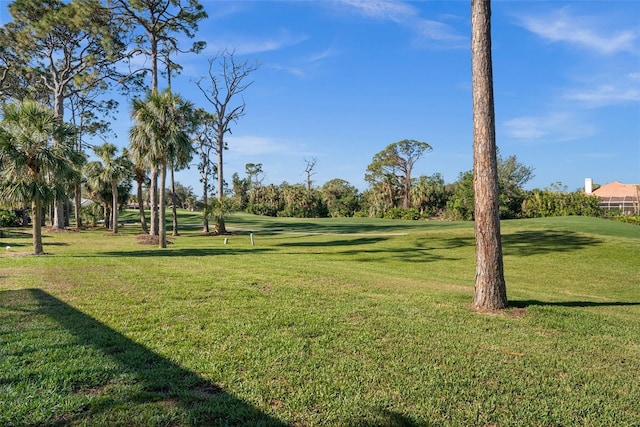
[0, 101, 81, 254]
[193, 108, 216, 232]
[85, 143, 133, 234]
[131, 163, 150, 233]
[304, 158, 318, 191]
[196, 50, 259, 233]
[497, 154, 534, 218]
[411, 173, 448, 217]
[248, 184, 283, 217]
[321, 179, 360, 217]
[280, 183, 326, 218]
[245, 163, 265, 188]
[231, 172, 250, 211]
[471, 0, 507, 310]
[447, 154, 533, 220]
[366, 139, 432, 209]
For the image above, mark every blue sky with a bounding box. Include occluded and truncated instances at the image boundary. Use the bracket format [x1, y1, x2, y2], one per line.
[2, 0, 639, 194]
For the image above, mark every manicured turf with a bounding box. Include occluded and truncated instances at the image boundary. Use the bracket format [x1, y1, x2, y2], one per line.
[1, 213, 638, 425]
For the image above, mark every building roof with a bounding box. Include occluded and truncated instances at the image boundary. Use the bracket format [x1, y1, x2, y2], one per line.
[593, 181, 640, 198]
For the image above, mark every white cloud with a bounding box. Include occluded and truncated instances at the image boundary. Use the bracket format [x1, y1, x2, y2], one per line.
[204, 29, 309, 56]
[516, 7, 638, 55]
[331, 0, 465, 46]
[564, 84, 640, 108]
[226, 135, 290, 156]
[503, 112, 595, 143]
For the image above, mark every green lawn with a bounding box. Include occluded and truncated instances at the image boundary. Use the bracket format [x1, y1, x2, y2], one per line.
[1, 213, 639, 426]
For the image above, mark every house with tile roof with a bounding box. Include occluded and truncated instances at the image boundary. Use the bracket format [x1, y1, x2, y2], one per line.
[585, 179, 640, 214]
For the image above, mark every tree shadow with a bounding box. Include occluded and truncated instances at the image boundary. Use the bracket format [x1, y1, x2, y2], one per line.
[510, 300, 640, 308]
[275, 236, 390, 247]
[440, 230, 602, 257]
[0, 289, 285, 426]
[84, 247, 273, 258]
[501, 230, 601, 256]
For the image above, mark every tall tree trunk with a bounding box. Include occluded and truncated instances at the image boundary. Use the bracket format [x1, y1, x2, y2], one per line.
[52, 89, 67, 230]
[202, 177, 209, 233]
[216, 130, 226, 234]
[159, 162, 167, 248]
[136, 178, 149, 234]
[32, 200, 44, 255]
[74, 183, 83, 229]
[111, 180, 119, 234]
[149, 168, 159, 236]
[471, 0, 507, 310]
[171, 163, 179, 236]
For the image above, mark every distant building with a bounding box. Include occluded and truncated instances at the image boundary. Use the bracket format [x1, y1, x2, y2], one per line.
[585, 179, 640, 214]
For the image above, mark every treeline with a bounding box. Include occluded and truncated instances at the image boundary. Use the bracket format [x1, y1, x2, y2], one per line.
[224, 155, 603, 221]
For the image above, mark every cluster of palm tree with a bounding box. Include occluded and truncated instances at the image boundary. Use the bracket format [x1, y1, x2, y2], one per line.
[0, 89, 197, 254]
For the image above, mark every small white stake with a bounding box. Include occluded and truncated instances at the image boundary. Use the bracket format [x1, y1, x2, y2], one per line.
[224, 238, 228, 245]
[250, 233, 254, 246]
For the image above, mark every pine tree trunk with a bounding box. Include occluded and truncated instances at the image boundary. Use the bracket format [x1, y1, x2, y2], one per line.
[471, 0, 507, 310]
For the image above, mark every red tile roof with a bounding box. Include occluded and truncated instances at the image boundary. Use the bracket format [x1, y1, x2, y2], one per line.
[593, 181, 640, 198]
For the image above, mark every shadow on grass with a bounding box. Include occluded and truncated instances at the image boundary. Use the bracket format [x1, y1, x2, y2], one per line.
[502, 230, 601, 256]
[442, 230, 602, 257]
[91, 247, 273, 258]
[0, 289, 285, 426]
[510, 300, 640, 308]
[228, 216, 467, 235]
[276, 236, 390, 247]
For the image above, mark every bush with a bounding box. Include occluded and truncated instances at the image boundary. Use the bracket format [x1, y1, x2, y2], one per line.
[0, 209, 21, 227]
[383, 208, 421, 220]
[607, 214, 640, 225]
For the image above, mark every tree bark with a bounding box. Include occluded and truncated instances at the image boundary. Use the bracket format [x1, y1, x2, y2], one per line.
[471, 0, 507, 310]
[111, 180, 119, 234]
[32, 200, 44, 255]
[149, 168, 159, 236]
[136, 179, 149, 234]
[74, 183, 83, 229]
[159, 162, 167, 248]
[171, 163, 179, 236]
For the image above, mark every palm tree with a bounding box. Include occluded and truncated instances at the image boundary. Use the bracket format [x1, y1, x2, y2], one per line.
[85, 143, 133, 234]
[129, 89, 194, 248]
[0, 101, 81, 254]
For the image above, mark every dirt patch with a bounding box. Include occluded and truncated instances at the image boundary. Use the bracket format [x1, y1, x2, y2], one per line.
[136, 234, 173, 245]
[468, 304, 528, 318]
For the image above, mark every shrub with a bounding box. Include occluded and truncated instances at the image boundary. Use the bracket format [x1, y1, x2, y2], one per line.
[0, 209, 21, 227]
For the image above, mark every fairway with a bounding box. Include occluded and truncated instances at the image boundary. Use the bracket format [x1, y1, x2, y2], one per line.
[1, 214, 639, 426]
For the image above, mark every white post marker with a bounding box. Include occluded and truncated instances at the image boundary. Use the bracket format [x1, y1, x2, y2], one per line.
[224, 237, 228, 245]
[250, 233, 254, 246]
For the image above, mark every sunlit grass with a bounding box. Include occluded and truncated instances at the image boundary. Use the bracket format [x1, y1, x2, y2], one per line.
[1, 213, 639, 425]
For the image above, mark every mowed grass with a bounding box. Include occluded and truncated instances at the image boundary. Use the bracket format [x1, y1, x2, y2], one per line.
[1, 213, 638, 426]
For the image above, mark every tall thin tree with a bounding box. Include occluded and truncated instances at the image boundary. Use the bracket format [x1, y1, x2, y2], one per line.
[471, 0, 507, 310]
[112, 0, 207, 237]
[196, 49, 259, 234]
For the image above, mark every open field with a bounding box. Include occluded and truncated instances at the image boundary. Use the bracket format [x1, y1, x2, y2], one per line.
[1, 213, 639, 426]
